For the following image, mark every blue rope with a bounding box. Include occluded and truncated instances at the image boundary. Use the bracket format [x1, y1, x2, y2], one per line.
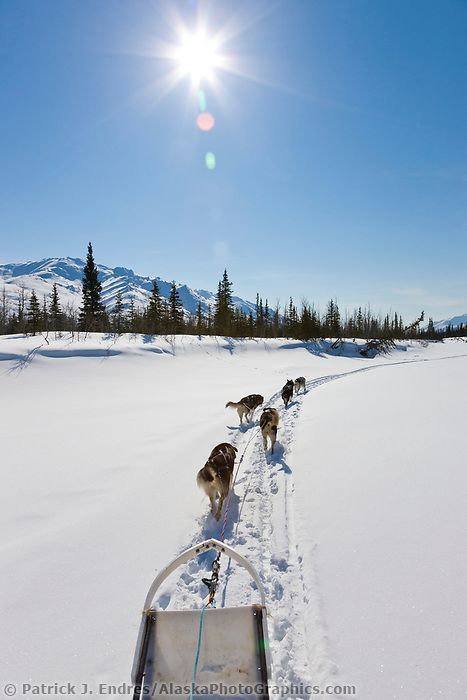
[189, 604, 208, 700]
[191, 427, 257, 687]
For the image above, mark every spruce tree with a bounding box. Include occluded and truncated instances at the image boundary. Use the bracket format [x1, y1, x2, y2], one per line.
[356, 307, 364, 337]
[257, 297, 264, 336]
[325, 298, 341, 337]
[311, 305, 320, 338]
[168, 281, 184, 333]
[300, 303, 313, 340]
[221, 269, 233, 315]
[147, 279, 162, 334]
[160, 298, 169, 333]
[248, 312, 254, 339]
[272, 305, 280, 337]
[27, 290, 41, 335]
[49, 283, 62, 333]
[214, 270, 234, 335]
[404, 311, 425, 338]
[283, 305, 289, 338]
[264, 299, 270, 337]
[288, 297, 294, 332]
[17, 286, 26, 333]
[128, 297, 137, 334]
[0, 286, 7, 335]
[214, 281, 223, 334]
[383, 313, 390, 338]
[287, 297, 298, 338]
[42, 294, 49, 331]
[79, 242, 105, 331]
[426, 317, 436, 339]
[112, 290, 125, 334]
[196, 301, 204, 335]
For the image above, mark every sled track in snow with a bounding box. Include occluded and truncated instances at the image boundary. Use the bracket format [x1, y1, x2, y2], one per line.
[156, 352, 467, 690]
[155, 369, 366, 688]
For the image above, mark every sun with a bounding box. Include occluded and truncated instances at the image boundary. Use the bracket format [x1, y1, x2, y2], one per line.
[127, 5, 279, 106]
[174, 31, 220, 86]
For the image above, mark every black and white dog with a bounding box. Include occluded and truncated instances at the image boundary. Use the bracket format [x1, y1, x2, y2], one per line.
[260, 408, 279, 453]
[281, 380, 294, 408]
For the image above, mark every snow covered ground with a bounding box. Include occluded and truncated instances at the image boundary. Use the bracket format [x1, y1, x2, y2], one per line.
[1, 333, 466, 699]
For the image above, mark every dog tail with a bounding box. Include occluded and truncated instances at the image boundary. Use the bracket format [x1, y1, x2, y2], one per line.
[216, 465, 233, 495]
[260, 413, 271, 431]
[197, 466, 214, 488]
[225, 401, 239, 409]
[196, 470, 204, 488]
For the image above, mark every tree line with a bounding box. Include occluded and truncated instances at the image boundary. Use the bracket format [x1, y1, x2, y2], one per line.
[0, 242, 462, 341]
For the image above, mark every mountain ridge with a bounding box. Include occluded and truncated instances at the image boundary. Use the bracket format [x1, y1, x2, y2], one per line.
[433, 313, 467, 331]
[1, 257, 465, 330]
[0, 257, 256, 316]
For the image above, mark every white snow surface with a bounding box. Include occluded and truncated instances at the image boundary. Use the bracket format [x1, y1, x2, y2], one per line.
[1, 333, 466, 699]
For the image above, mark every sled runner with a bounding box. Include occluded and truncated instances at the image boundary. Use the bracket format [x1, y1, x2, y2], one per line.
[131, 538, 271, 699]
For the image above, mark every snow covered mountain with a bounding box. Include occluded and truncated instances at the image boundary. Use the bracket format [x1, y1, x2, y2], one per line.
[0, 257, 256, 316]
[433, 313, 467, 331]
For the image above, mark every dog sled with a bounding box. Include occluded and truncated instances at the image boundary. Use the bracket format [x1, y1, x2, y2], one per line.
[131, 538, 271, 700]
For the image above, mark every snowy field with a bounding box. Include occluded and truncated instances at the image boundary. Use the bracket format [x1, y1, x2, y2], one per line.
[1, 333, 466, 699]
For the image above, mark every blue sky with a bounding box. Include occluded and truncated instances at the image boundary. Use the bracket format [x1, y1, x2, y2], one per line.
[1, 0, 466, 320]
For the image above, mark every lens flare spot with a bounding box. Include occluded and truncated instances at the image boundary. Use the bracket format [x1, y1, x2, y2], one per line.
[205, 152, 216, 170]
[197, 112, 215, 131]
[198, 90, 207, 112]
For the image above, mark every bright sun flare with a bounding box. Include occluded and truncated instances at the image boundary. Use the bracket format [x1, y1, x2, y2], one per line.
[175, 32, 219, 85]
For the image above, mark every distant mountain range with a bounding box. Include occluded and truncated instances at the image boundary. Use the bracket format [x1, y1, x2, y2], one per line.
[0, 258, 256, 316]
[1, 258, 465, 330]
[433, 313, 467, 331]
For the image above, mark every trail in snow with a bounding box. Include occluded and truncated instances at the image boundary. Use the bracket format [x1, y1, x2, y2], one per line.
[156, 368, 353, 687]
[156, 372, 352, 686]
[155, 350, 467, 692]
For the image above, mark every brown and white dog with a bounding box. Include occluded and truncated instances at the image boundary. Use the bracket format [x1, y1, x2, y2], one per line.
[281, 380, 294, 408]
[197, 442, 237, 520]
[294, 376, 306, 394]
[225, 394, 264, 424]
[260, 408, 279, 454]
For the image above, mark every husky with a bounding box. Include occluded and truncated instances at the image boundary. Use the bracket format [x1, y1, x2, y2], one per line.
[294, 376, 306, 394]
[260, 408, 279, 454]
[197, 443, 237, 520]
[281, 380, 294, 408]
[225, 394, 264, 424]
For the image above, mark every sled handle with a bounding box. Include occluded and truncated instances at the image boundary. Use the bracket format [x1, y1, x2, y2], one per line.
[132, 540, 268, 686]
[143, 538, 266, 609]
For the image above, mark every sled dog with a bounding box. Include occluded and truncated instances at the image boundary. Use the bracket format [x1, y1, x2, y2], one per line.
[260, 408, 279, 454]
[281, 380, 294, 408]
[225, 394, 264, 424]
[294, 376, 306, 394]
[197, 442, 237, 520]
